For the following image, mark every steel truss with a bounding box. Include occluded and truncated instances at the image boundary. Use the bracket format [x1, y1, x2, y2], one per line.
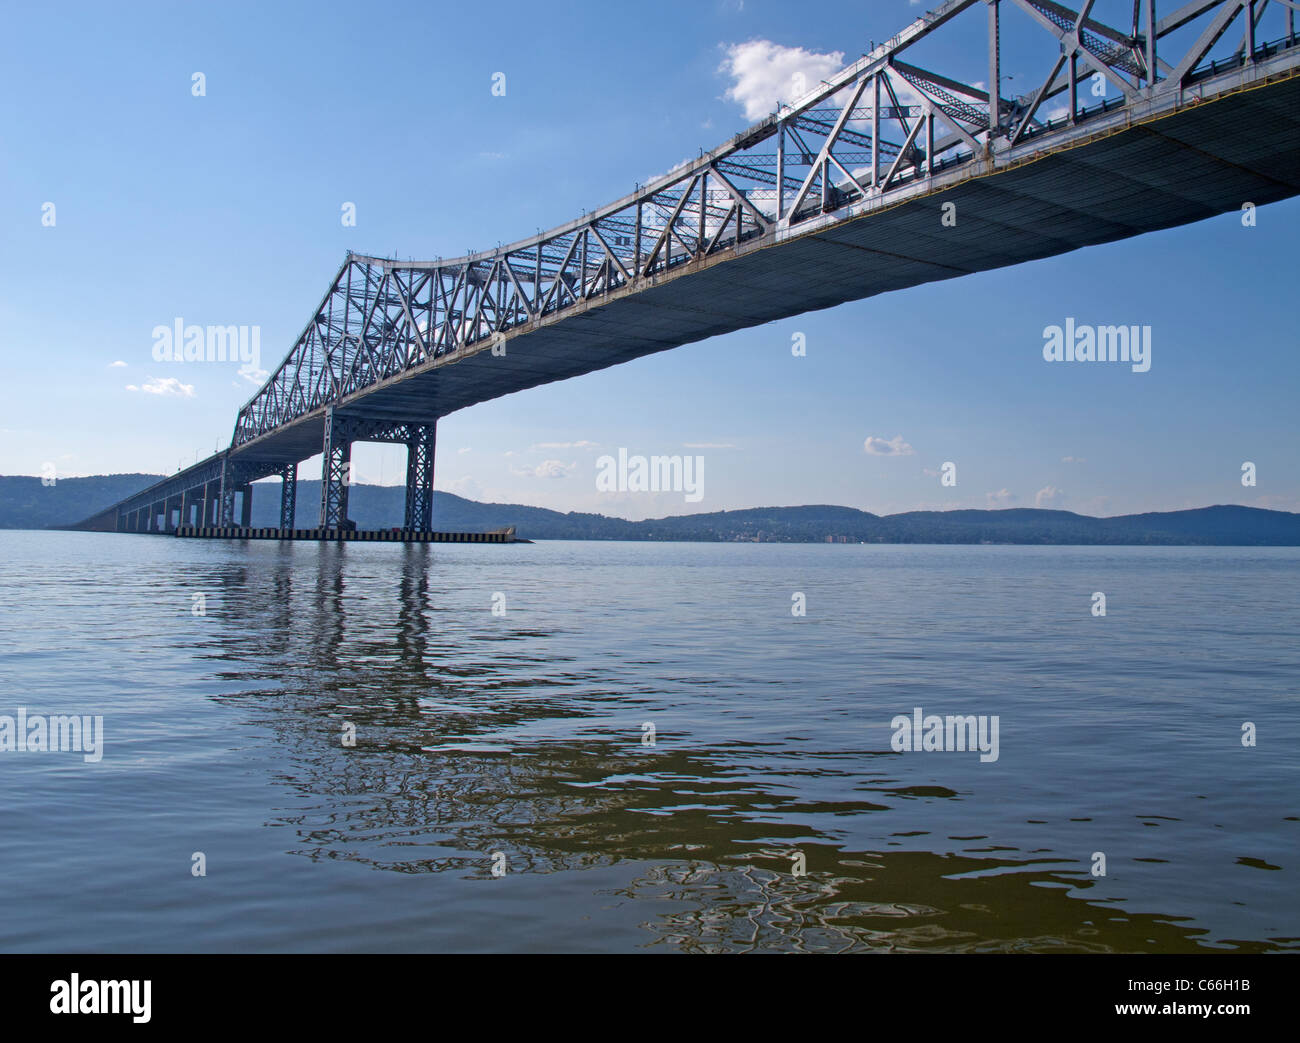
[82, 1, 1294, 537]
[279, 462, 297, 531]
[404, 424, 436, 532]
[230, 0, 1296, 449]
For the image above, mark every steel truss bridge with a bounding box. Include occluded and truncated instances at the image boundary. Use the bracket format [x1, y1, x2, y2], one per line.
[78, 0, 1300, 535]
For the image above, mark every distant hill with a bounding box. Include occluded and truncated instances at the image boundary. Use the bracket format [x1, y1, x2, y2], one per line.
[0, 474, 161, 532]
[1, 473, 1297, 545]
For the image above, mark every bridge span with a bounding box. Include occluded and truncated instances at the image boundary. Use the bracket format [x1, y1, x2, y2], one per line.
[76, 0, 1300, 536]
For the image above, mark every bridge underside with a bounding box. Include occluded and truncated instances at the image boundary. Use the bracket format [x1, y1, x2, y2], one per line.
[236, 73, 1300, 468]
[76, 63, 1300, 536]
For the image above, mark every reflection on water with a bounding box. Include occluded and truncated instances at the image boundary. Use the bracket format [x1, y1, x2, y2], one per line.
[0, 534, 1296, 952]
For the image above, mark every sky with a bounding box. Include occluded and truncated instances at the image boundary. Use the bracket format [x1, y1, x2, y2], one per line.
[1, 0, 1296, 520]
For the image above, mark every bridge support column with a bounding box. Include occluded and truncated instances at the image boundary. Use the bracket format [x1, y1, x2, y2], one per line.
[988, 0, 1000, 137]
[217, 456, 241, 527]
[404, 422, 436, 532]
[239, 485, 253, 528]
[217, 471, 231, 526]
[1146, 1, 1157, 88]
[320, 408, 353, 529]
[279, 463, 297, 531]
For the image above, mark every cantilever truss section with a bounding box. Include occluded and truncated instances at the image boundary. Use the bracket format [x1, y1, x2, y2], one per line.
[232, 0, 1298, 447]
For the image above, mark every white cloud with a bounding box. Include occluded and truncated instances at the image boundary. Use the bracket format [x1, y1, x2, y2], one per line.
[530, 440, 600, 451]
[444, 476, 483, 499]
[457, 447, 472, 454]
[1061, 456, 1085, 464]
[864, 434, 914, 456]
[986, 489, 1017, 506]
[719, 40, 845, 120]
[511, 459, 575, 479]
[108, 360, 126, 368]
[132, 376, 194, 397]
[1035, 485, 1067, 508]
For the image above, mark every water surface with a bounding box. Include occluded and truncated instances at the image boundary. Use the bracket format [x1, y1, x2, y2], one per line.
[0, 532, 1295, 952]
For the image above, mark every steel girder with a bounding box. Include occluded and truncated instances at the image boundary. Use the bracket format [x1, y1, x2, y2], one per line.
[216, 456, 263, 527]
[229, 0, 1295, 451]
[319, 408, 354, 529]
[65, 0, 1293, 539]
[112, 455, 228, 531]
[279, 463, 297, 531]
[103, 446, 295, 531]
[404, 424, 436, 532]
[317, 411, 427, 528]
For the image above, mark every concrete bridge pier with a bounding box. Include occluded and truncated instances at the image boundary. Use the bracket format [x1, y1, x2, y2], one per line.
[218, 468, 237, 527]
[204, 481, 219, 526]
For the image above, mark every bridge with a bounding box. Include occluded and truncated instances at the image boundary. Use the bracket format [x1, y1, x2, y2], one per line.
[77, 0, 1300, 536]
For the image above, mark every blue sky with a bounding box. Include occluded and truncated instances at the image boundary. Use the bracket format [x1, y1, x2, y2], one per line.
[2, 0, 1296, 519]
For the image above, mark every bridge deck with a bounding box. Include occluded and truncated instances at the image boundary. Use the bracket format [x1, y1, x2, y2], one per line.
[233, 68, 1300, 468]
[76, 42, 1300, 532]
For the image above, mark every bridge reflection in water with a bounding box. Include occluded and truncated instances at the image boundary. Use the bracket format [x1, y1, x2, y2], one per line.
[183, 543, 1288, 954]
